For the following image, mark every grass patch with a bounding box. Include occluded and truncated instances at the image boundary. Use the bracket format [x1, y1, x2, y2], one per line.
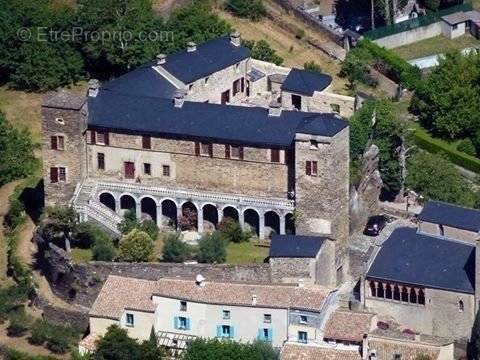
[392, 34, 480, 60]
[70, 248, 93, 264]
[226, 241, 269, 265]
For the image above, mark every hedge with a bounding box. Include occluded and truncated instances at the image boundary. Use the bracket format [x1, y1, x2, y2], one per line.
[414, 128, 480, 173]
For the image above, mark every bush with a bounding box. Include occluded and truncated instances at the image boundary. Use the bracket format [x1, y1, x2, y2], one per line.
[179, 208, 198, 231]
[4, 196, 26, 231]
[73, 222, 110, 248]
[5, 348, 58, 360]
[139, 219, 159, 241]
[162, 232, 191, 262]
[226, 0, 266, 20]
[118, 209, 138, 235]
[243, 40, 283, 66]
[197, 231, 226, 264]
[30, 320, 78, 353]
[303, 61, 322, 73]
[218, 218, 250, 243]
[7, 311, 33, 337]
[457, 139, 477, 157]
[92, 240, 116, 261]
[119, 229, 154, 262]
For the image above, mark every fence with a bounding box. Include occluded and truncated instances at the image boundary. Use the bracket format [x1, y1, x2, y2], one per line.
[364, 3, 473, 40]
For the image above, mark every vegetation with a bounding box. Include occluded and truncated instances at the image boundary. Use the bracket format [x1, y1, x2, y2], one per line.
[303, 61, 322, 73]
[218, 218, 250, 243]
[29, 319, 80, 354]
[182, 338, 279, 360]
[197, 231, 227, 264]
[0, 284, 31, 321]
[118, 210, 159, 240]
[7, 309, 33, 337]
[118, 229, 154, 262]
[225, 0, 266, 21]
[161, 232, 191, 262]
[225, 241, 269, 264]
[243, 40, 283, 66]
[4, 349, 58, 360]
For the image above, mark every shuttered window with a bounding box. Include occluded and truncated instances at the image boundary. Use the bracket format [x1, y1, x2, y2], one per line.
[196, 142, 213, 157]
[50, 167, 58, 183]
[271, 149, 280, 163]
[51, 136, 64, 150]
[226, 145, 243, 159]
[142, 136, 151, 149]
[306, 161, 318, 176]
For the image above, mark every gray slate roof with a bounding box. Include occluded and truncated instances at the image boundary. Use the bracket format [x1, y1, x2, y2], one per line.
[418, 200, 480, 233]
[269, 235, 326, 258]
[367, 227, 475, 294]
[281, 68, 333, 96]
[43, 90, 85, 110]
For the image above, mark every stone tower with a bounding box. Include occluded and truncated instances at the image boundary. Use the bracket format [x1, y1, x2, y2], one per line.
[294, 125, 350, 286]
[41, 90, 88, 206]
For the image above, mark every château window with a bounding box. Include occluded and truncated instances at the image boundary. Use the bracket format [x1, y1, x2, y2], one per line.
[306, 161, 318, 176]
[126, 313, 134, 327]
[142, 136, 151, 149]
[233, 79, 241, 96]
[180, 301, 187, 311]
[97, 153, 105, 170]
[223, 310, 230, 319]
[51, 135, 65, 150]
[50, 167, 66, 183]
[163, 165, 170, 177]
[195, 142, 213, 157]
[298, 331, 307, 344]
[226, 145, 243, 159]
[271, 149, 280, 163]
[263, 314, 271, 323]
[93, 131, 109, 145]
[300, 315, 308, 324]
[143, 163, 151, 175]
[458, 300, 464, 312]
[310, 140, 318, 150]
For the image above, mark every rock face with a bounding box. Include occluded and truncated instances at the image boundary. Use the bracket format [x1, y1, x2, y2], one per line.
[350, 144, 383, 232]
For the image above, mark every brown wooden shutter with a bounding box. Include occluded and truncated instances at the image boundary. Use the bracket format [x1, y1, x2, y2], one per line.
[306, 161, 311, 176]
[225, 145, 230, 159]
[90, 130, 96, 144]
[104, 132, 110, 146]
[239, 146, 244, 160]
[312, 161, 318, 175]
[51, 136, 57, 150]
[50, 167, 58, 183]
[195, 142, 200, 156]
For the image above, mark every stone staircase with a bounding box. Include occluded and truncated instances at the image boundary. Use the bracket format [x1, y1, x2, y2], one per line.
[72, 180, 122, 237]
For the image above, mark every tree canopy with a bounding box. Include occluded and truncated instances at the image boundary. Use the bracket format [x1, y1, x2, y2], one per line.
[225, 0, 266, 21]
[119, 228, 154, 262]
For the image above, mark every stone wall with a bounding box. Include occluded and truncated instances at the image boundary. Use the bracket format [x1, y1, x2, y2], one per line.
[42, 305, 90, 332]
[418, 221, 478, 244]
[373, 22, 443, 49]
[270, 257, 315, 284]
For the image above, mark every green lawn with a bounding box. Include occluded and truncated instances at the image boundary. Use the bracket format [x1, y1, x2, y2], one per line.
[225, 241, 269, 265]
[70, 248, 93, 264]
[392, 35, 480, 60]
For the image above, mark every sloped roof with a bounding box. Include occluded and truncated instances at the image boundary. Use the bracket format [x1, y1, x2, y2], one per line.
[367, 227, 475, 294]
[269, 235, 326, 258]
[324, 310, 375, 342]
[418, 200, 480, 232]
[160, 36, 250, 84]
[280, 344, 362, 360]
[281, 68, 332, 96]
[88, 91, 347, 147]
[43, 90, 86, 110]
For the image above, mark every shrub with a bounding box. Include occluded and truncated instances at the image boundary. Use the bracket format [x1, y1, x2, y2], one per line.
[7, 311, 33, 337]
[6, 348, 58, 360]
[197, 231, 226, 264]
[303, 61, 322, 73]
[119, 229, 154, 262]
[225, 0, 266, 21]
[162, 232, 191, 262]
[243, 40, 283, 66]
[4, 196, 26, 231]
[139, 219, 159, 241]
[458, 139, 477, 157]
[30, 320, 78, 353]
[92, 240, 116, 261]
[30, 320, 49, 345]
[179, 208, 198, 231]
[73, 222, 110, 248]
[218, 218, 250, 243]
[118, 209, 139, 235]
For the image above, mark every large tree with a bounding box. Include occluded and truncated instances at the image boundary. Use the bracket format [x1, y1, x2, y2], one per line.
[182, 338, 278, 360]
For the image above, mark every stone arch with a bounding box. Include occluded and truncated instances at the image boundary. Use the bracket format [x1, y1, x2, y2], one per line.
[120, 194, 137, 216]
[222, 206, 239, 222]
[202, 203, 219, 231]
[369, 281, 376, 297]
[99, 192, 116, 212]
[285, 212, 295, 235]
[243, 208, 260, 236]
[140, 196, 157, 223]
[393, 285, 400, 301]
[161, 199, 177, 228]
[377, 282, 385, 298]
[180, 201, 198, 231]
[401, 286, 409, 302]
[418, 289, 425, 305]
[264, 210, 280, 238]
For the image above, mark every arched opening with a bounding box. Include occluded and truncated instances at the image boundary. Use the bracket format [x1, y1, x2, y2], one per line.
[377, 283, 385, 298]
[223, 206, 239, 222]
[180, 202, 198, 231]
[369, 281, 376, 297]
[161, 199, 177, 228]
[285, 213, 295, 235]
[264, 211, 280, 238]
[202, 204, 218, 232]
[141, 197, 157, 223]
[410, 289, 417, 304]
[243, 209, 260, 236]
[418, 289, 425, 305]
[401, 287, 409, 302]
[393, 285, 400, 301]
[99, 192, 116, 212]
[120, 194, 136, 216]
[385, 284, 392, 299]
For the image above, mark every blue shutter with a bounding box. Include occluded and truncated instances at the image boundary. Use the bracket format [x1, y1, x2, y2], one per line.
[230, 326, 235, 339]
[186, 318, 191, 330]
[267, 328, 273, 342]
[174, 316, 179, 330]
[216, 325, 222, 338]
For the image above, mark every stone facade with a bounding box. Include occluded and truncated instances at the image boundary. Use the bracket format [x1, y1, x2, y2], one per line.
[418, 221, 479, 244]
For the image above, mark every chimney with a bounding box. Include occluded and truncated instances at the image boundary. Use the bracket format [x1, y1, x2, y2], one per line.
[298, 279, 304, 288]
[187, 41, 197, 52]
[252, 294, 257, 306]
[88, 79, 100, 97]
[195, 274, 206, 287]
[414, 333, 421, 342]
[230, 31, 241, 47]
[173, 90, 185, 108]
[268, 101, 282, 117]
[156, 54, 166, 65]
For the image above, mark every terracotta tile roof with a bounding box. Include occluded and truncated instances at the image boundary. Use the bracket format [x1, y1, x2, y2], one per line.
[89, 276, 157, 319]
[153, 278, 332, 311]
[78, 333, 100, 352]
[324, 310, 375, 342]
[280, 344, 362, 360]
[368, 337, 442, 360]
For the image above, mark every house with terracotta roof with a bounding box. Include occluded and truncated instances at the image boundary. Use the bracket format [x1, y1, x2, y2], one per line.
[80, 275, 336, 353]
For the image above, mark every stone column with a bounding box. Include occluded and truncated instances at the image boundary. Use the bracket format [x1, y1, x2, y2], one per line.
[239, 209, 245, 229]
[135, 201, 141, 221]
[381, 283, 387, 299]
[259, 212, 265, 240]
[156, 205, 162, 227]
[177, 206, 182, 231]
[280, 214, 286, 235]
[115, 197, 121, 215]
[198, 206, 204, 234]
[218, 207, 223, 224]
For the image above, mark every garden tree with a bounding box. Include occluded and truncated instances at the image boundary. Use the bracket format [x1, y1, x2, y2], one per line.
[218, 218, 250, 243]
[303, 61, 322, 73]
[39, 206, 78, 251]
[243, 40, 283, 66]
[162, 232, 191, 262]
[178, 208, 198, 231]
[406, 152, 479, 207]
[92, 237, 117, 261]
[119, 229, 154, 262]
[163, 1, 232, 53]
[225, 0, 266, 21]
[411, 51, 480, 139]
[118, 210, 159, 240]
[0, 113, 38, 187]
[77, 0, 163, 77]
[197, 231, 227, 264]
[182, 338, 279, 360]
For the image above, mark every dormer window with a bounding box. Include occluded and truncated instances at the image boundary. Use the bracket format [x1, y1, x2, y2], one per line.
[189, 84, 194, 91]
[205, 77, 209, 85]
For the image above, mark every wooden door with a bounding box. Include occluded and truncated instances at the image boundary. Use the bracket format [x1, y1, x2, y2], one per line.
[124, 161, 135, 179]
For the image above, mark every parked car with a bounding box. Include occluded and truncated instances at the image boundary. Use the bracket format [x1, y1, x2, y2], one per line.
[363, 215, 389, 236]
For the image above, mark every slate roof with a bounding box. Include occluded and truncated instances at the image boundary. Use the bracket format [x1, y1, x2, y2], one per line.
[367, 227, 475, 294]
[281, 68, 333, 96]
[269, 235, 326, 258]
[88, 91, 348, 147]
[418, 200, 480, 232]
[43, 90, 86, 110]
[160, 36, 250, 84]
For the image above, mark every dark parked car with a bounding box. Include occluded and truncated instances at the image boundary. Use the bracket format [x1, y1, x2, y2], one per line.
[363, 215, 389, 236]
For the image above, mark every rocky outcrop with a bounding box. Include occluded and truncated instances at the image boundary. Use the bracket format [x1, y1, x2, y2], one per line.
[350, 144, 383, 232]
